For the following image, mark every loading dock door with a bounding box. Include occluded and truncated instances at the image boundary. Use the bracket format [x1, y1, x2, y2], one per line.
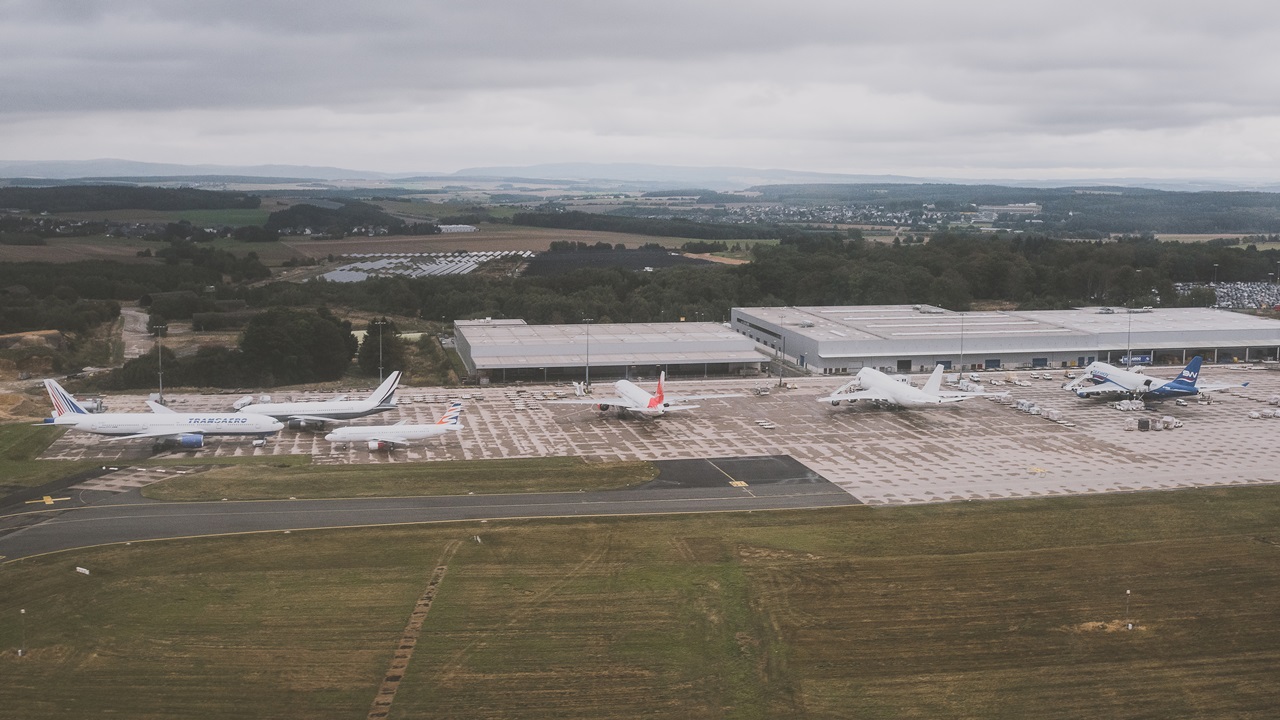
[984, 359, 1002, 369]
[1032, 357, 1049, 368]
[897, 359, 912, 372]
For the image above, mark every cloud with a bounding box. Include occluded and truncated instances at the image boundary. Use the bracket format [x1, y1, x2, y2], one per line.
[2, 1, 1279, 179]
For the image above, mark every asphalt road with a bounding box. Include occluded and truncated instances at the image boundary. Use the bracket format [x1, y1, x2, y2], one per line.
[0, 480, 860, 562]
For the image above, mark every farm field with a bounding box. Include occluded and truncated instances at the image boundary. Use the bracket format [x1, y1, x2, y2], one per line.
[281, 224, 689, 256]
[3, 486, 1280, 718]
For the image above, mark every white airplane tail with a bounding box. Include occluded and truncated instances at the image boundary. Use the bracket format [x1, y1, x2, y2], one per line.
[922, 365, 945, 395]
[435, 401, 464, 426]
[44, 379, 89, 417]
[368, 371, 403, 407]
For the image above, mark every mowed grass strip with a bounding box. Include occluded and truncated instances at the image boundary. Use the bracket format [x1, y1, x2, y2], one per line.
[4, 486, 1280, 718]
[141, 456, 658, 501]
[0, 423, 101, 492]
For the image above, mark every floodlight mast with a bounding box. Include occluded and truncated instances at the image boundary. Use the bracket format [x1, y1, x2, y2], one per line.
[581, 318, 593, 388]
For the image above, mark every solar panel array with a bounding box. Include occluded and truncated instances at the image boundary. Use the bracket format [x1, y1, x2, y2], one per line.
[318, 251, 534, 283]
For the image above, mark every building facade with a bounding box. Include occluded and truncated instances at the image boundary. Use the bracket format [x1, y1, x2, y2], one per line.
[732, 305, 1280, 374]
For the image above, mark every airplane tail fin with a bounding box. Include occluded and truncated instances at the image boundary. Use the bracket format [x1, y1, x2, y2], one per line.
[655, 372, 666, 404]
[44, 379, 88, 417]
[369, 371, 403, 407]
[1174, 356, 1203, 386]
[435, 401, 464, 426]
[922, 365, 945, 395]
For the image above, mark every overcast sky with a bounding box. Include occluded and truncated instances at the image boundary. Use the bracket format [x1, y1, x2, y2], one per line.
[3, 0, 1279, 180]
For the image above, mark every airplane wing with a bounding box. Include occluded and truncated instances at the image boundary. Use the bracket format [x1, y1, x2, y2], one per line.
[287, 414, 347, 425]
[103, 428, 204, 441]
[817, 389, 897, 404]
[934, 389, 1000, 399]
[146, 401, 176, 413]
[1192, 381, 1244, 392]
[1068, 377, 1132, 396]
[667, 392, 744, 402]
[546, 396, 644, 411]
[657, 404, 700, 411]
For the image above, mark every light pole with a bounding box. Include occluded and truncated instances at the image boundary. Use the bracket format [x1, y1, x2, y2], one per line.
[372, 318, 389, 381]
[1213, 263, 1219, 285]
[18, 608, 25, 658]
[777, 335, 786, 387]
[581, 318, 593, 388]
[151, 324, 167, 405]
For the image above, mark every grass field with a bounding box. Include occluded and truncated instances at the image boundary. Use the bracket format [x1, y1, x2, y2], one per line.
[142, 456, 657, 501]
[3, 485, 1280, 718]
[0, 424, 100, 493]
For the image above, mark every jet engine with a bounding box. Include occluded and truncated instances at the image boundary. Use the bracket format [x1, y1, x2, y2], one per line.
[367, 440, 393, 452]
[287, 419, 326, 431]
[594, 403, 611, 411]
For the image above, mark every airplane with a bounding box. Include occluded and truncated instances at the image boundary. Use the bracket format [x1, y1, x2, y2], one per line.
[1062, 356, 1247, 400]
[324, 400, 464, 451]
[547, 371, 742, 418]
[40, 379, 283, 449]
[237, 371, 402, 431]
[817, 364, 994, 408]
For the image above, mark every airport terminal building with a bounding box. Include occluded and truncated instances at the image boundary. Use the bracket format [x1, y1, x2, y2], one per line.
[731, 305, 1280, 374]
[454, 319, 766, 383]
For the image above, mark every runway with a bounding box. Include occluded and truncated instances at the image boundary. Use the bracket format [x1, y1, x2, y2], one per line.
[0, 462, 859, 562]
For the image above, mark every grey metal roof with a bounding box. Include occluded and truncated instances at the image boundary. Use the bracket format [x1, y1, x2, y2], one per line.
[457, 321, 764, 370]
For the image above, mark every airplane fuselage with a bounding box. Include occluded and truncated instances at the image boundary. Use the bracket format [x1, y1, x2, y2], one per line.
[51, 413, 283, 437]
[240, 399, 397, 421]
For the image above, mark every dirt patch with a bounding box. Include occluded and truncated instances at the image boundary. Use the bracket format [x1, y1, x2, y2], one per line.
[684, 252, 749, 266]
[737, 545, 823, 562]
[1065, 620, 1147, 632]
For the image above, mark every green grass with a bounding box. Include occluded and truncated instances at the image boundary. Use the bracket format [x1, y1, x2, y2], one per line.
[0, 424, 100, 492]
[141, 456, 658, 501]
[3, 486, 1280, 717]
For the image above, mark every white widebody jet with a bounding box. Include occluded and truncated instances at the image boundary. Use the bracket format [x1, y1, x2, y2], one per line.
[548, 372, 742, 418]
[1062, 356, 1246, 400]
[238, 371, 402, 431]
[41, 379, 283, 449]
[324, 401, 464, 451]
[818, 365, 992, 409]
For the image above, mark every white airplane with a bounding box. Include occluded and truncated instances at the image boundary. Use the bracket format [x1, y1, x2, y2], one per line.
[818, 365, 992, 408]
[548, 371, 742, 417]
[237, 371, 402, 431]
[1062, 356, 1246, 400]
[40, 379, 283, 449]
[324, 401, 464, 451]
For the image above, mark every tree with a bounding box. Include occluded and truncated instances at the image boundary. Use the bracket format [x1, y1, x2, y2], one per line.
[239, 308, 355, 385]
[357, 317, 407, 378]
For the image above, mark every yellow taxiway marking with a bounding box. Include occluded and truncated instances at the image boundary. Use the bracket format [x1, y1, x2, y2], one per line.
[729, 480, 749, 488]
[25, 496, 71, 505]
[1028, 467, 1048, 475]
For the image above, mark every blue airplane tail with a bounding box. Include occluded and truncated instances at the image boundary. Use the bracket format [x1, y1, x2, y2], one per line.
[1171, 356, 1203, 388]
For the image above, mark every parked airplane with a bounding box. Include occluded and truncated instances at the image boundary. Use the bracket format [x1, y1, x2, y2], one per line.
[1062, 356, 1246, 400]
[817, 365, 992, 408]
[41, 379, 283, 449]
[324, 400, 464, 451]
[548, 372, 742, 417]
[237, 371, 402, 431]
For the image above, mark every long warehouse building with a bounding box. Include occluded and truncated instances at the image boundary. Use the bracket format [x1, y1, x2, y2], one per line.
[731, 305, 1280, 374]
[455, 319, 766, 383]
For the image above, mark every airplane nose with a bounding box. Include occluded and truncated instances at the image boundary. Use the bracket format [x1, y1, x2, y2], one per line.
[324, 433, 336, 441]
